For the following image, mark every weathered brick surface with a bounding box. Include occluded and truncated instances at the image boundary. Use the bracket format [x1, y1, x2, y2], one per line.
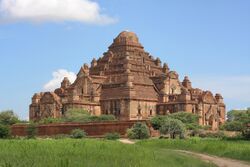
[11, 121, 148, 137]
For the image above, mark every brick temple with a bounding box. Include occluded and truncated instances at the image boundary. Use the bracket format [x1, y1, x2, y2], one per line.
[30, 31, 225, 130]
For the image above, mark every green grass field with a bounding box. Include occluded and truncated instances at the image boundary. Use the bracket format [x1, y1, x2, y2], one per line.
[0, 139, 215, 167]
[138, 138, 250, 162]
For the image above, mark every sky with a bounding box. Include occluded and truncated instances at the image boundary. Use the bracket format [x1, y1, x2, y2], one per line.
[0, 0, 249, 120]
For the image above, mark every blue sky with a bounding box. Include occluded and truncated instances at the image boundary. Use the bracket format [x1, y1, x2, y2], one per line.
[0, 0, 249, 119]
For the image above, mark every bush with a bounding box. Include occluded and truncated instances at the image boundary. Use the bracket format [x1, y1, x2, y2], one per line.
[104, 133, 120, 140]
[159, 118, 186, 139]
[169, 112, 199, 125]
[71, 129, 86, 139]
[127, 122, 150, 139]
[63, 108, 116, 123]
[150, 116, 167, 130]
[0, 110, 19, 125]
[198, 130, 225, 138]
[202, 125, 212, 130]
[0, 125, 9, 139]
[222, 121, 243, 131]
[38, 117, 62, 124]
[242, 127, 250, 140]
[26, 123, 37, 139]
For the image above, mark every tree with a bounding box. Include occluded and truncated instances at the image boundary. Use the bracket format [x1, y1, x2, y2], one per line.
[0, 125, 9, 138]
[222, 121, 243, 131]
[127, 122, 150, 139]
[0, 110, 19, 125]
[150, 116, 168, 130]
[159, 118, 186, 139]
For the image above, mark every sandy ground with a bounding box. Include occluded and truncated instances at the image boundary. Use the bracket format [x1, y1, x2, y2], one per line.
[175, 150, 250, 167]
[119, 139, 250, 167]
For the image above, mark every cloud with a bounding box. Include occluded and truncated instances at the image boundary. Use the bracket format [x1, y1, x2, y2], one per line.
[0, 0, 117, 24]
[191, 75, 250, 109]
[43, 69, 76, 91]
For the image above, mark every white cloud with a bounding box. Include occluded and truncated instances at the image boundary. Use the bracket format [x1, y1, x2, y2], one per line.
[0, 0, 117, 24]
[43, 69, 76, 91]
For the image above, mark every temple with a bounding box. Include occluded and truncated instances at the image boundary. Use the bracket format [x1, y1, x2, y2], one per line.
[30, 31, 226, 130]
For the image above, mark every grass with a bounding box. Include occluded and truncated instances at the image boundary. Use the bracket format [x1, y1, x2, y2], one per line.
[0, 139, 215, 167]
[138, 137, 250, 162]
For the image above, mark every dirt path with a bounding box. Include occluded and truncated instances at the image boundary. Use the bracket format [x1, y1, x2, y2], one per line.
[175, 150, 250, 167]
[119, 138, 135, 144]
[118, 139, 250, 167]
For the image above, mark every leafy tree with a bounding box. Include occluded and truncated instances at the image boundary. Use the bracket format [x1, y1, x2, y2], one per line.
[222, 121, 243, 131]
[0, 110, 19, 125]
[150, 116, 168, 130]
[150, 112, 199, 131]
[169, 112, 199, 124]
[159, 118, 186, 139]
[127, 122, 150, 139]
[71, 129, 86, 139]
[0, 125, 9, 138]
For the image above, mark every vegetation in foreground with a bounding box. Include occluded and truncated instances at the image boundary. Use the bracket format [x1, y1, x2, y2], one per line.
[0, 139, 216, 167]
[138, 138, 250, 162]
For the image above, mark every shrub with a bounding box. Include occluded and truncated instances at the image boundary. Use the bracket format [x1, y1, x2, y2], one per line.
[104, 133, 120, 140]
[222, 121, 243, 131]
[169, 112, 199, 125]
[71, 129, 86, 139]
[0, 125, 9, 139]
[159, 118, 186, 139]
[26, 123, 37, 139]
[0, 110, 19, 125]
[242, 126, 250, 140]
[198, 130, 225, 138]
[202, 125, 212, 130]
[38, 117, 62, 124]
[127, 122, 150, 139]
[150, 116, 167, 130]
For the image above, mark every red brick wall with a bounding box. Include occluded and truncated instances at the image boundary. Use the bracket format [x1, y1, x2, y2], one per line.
[11, 121, 149, 137]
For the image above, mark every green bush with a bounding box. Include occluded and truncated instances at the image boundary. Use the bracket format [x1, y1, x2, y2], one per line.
[222, 121, 243, 131]
[242, 126, 250, 140]
[63, 108, 116, 123]
[202, 125, 212, 130]
[150, 116, 167, 130]
[0, 110, 19, 125]
[198, 130, 225, 138]
[26, 123, 37, 139]
[159, 118, 186, 139]
[38, 117, 62, 124]
[127, 122, 150, 139]
[169, 112, 199, 125]
[71, 129, 86, 139]
[0, 125, 9, 139]
[104, 133, 120, 140]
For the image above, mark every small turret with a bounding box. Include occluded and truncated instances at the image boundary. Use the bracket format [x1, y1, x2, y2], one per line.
[163, 63, 169, 73]
[215, 93, 224, 103]
[182, 76, 192, 89]
[61, 77, 71, 89]
[91, 58, 97, 67]
[155, 57, 161, 67]
[32, 93, 41, 104]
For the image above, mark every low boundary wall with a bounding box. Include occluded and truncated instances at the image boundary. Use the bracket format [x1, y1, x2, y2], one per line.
[11, 120, 150, 137]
